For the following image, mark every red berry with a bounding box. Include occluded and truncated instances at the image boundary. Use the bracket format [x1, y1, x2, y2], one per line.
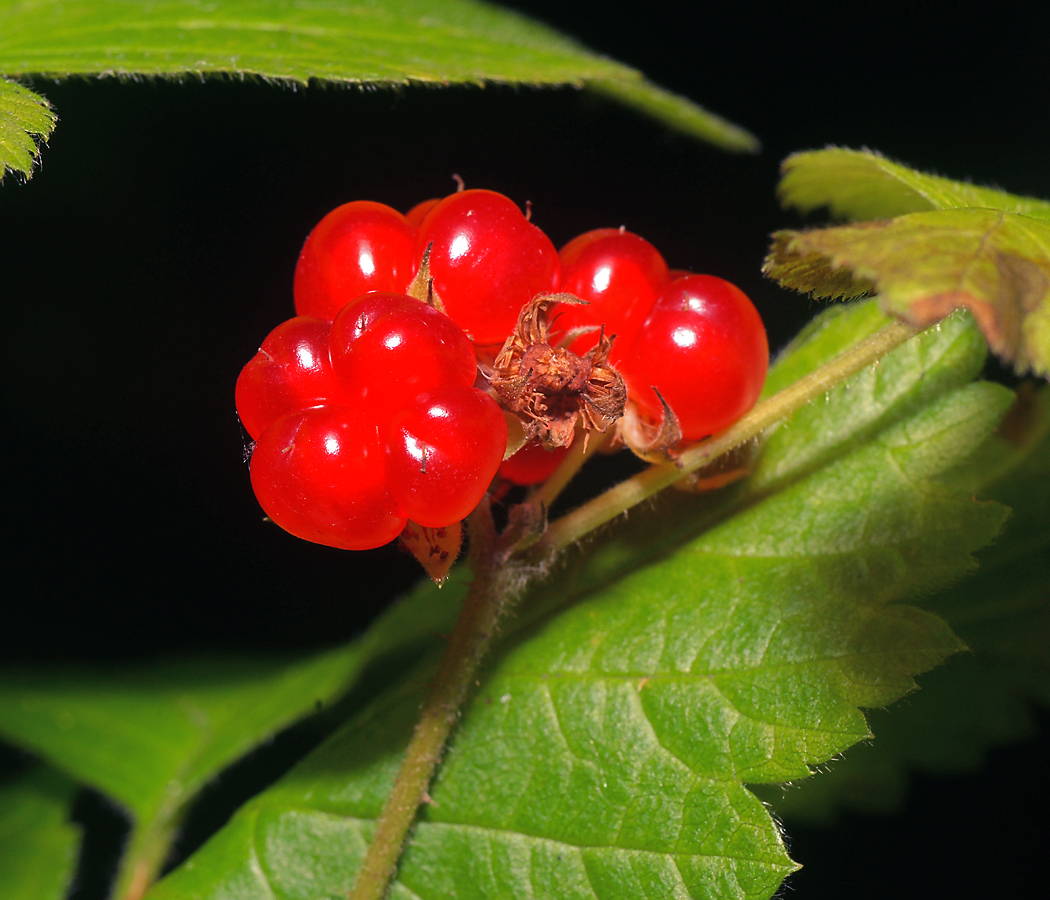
[617, 274, 768, 440]
[235, 316, 344, 441]
[405, 198, 440, 227]
[386, 386, 508, 526]
[554, 228, 669, 357]
[329, 292, 477, 415]
[294, 201, 416, 321]
[240, 290, 505, 551]
[249, 406, 406, 551]
[498, 440, 569, 485]
[414, 189, 560, 346]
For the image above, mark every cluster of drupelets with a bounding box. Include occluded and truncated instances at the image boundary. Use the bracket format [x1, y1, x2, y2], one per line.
[236, 188, 768, 553]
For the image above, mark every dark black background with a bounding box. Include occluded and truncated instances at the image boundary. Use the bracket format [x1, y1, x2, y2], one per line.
[2, 1, 1048, 897]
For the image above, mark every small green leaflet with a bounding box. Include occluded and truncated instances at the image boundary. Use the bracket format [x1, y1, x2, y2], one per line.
[0, 77, 55, 180]
[145, 305, 1012, 900]
[0, 0, 756, 153]
[764, 148, 1050, 377]
[0, 767, 81, 900]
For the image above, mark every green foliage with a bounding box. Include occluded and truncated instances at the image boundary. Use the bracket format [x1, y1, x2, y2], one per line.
[765, 149, 1050, 377]
[0, 622, 445, 899]
[0, 0, 756, 153]
[142, 304, 1013, 900]
[778, 148, 1050, 222]
[0, 76, 55, 180]
[0, 650, 375, 822]
[0, 767, 81, 900]
[759, 383, 1050, 822]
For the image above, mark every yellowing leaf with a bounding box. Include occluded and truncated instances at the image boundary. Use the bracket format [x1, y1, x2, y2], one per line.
[766, 149, 1050, 377]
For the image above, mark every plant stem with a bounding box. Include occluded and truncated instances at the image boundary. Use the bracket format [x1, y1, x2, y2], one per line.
[349, 499, 510, 900]
[111, 810, 182, 900]
[529, 427, 613, 511]
[535, 319, 917, 556]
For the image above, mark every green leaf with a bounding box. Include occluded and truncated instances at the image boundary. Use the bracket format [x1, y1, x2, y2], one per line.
[778, 148, 1050, 222]
[0, 613, 427, 899]
[0, 767, 81, 900]
[0, 650, 367, 822]
[147, 305, 1011, 900]
[0, 76, 55, 180]
[0, 0, 756, 151]
[759, 384, 1050, 823]
[766, 208, 1050, 377]
[767, 150, 1050, 377]
[0, 560, 464, 819]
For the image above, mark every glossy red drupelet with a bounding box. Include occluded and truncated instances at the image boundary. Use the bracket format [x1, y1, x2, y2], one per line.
[293, 201, 416, 322]
[616, 274, 768, 440]
[413, 189, 561, 346]
[237, 292, 507, 550]
[553, 228, 669, 358]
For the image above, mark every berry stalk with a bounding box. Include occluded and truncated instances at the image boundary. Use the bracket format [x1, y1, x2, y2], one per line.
[528, 426, 614, 511]
[349, 498, 516, 900]
[535, 319, 919, 556]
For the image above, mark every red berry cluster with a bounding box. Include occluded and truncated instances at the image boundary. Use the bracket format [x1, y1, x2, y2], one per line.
[237, 188, 768, 553]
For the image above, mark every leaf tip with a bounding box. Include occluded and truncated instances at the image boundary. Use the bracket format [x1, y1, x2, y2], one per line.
[0, 78, 57, 183]
[588, 75, 760, 153]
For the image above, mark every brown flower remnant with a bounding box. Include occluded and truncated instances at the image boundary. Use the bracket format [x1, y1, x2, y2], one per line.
[618, 388, 683, 464]
[490, 294, 626, 448]
[399, 519, 462, 586]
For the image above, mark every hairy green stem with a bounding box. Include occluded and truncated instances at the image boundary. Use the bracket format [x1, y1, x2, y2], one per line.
[535, 319, 917, 556]
[529, 427, 613, 511]
[349, 500, 510, 900]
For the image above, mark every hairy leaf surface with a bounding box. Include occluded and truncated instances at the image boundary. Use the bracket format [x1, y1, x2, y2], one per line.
[768, 150, 1050, 376]
[761, 384, 1050, 822]
[147, 305, 1011, 900]
[778, 148, 1050, 222]
[0, 767, 80, 900]
[0, 0, 756, 151]
[766, 208, 1050, 376]
[0, 76, 55, 180]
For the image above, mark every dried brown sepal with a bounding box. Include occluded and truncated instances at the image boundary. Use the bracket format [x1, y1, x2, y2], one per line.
[406, 243, 448, 315]
[490, 293, 626, 449]
[502, 411, 529, 460]
[399, 518, 462, 586]
[619, 390, 683, 463]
